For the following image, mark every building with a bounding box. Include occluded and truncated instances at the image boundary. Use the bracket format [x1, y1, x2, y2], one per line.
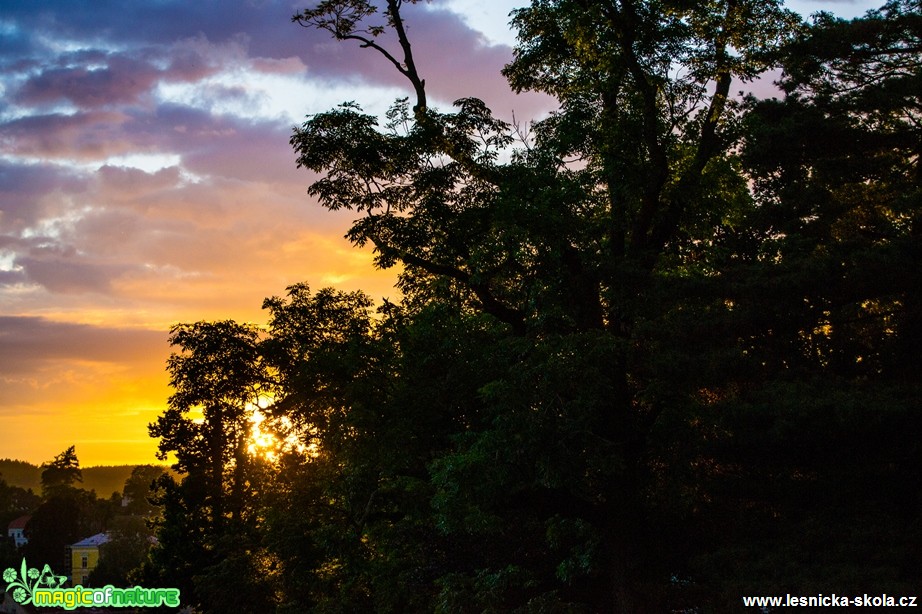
[6, 516, 29, 548]
[68, 532, 109, 587]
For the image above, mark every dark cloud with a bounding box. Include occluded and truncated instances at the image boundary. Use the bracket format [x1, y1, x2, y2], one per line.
[0, 1, 261, 50]
[1, 1, 309, 78]
[13, 246, 134, 295]
[0, 22, 42, 61]
[0, 111, 136, 160]
[180, 120, 301, 184]
[0, 161, 89, 229]
[14, 57, 163, 109]
[0, 316, 166, 375]
[11, 38, 245, 113]
[0, 269, 27, 285]
[96, 165, 182, 196]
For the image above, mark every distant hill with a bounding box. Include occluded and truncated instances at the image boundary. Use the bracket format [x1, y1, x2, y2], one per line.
[0, 459, 164, 497]
[81, 465, 143, 498]
[0, 459, 41, 492]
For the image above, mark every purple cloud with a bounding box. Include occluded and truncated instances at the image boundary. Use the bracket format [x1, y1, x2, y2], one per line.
[0, 316, 166, 375]
[0, 162, 89, 229]
[15, 57, 162, 110]
[0, 111, 137, 160]
[13, 245, 135, 295]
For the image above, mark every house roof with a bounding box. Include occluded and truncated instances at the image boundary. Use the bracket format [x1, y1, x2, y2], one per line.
[71, 532, 109, 548]
[7, 515, 30, 530]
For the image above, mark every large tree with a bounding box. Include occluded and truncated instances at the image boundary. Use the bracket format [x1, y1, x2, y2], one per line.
[145, 321, 277, 611]
[290, 0, 799, 610]
[23, 448, 110, 574]
[150, 321, 267, 528]
[39, 446, 82, 498]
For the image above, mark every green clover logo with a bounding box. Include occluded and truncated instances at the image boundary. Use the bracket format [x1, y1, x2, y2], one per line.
[3, 559, 62, 606]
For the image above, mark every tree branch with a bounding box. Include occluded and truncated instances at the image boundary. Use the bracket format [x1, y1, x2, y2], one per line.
[370, 232, 526, 334]
[605, 0, 670, 255]
[386, 0, 427, 113]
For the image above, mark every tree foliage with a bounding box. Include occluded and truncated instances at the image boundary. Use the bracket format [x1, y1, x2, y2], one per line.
[145, 1, 922, 611]
[40, 446, 82, 498]
[143, 321, 278, 611]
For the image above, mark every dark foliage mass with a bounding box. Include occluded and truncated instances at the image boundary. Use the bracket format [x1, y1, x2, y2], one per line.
[140, 0, 921, 611]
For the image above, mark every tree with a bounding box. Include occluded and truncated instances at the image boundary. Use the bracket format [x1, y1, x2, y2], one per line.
[740, 0, 921, 380]
[40, 446, 82, 498]
[260, 284, 406, 611]
[0, 476, 39, 571]
[684, 2, 922, 602]
[150, 321, 266, 528]
[290, 0, 799, 610]
[23, 493, 90, 574]
[22, 447, 106, 573]
[120, 465, 166, 518]
[145, 321, 277, 612]
[0, 476, 40, 531]
[142, 0, 921, 609]
[85, 515, 151, 587]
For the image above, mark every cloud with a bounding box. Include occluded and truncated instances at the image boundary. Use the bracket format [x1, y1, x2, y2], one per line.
[9, 35, 254, 115]
[96, 164, 182, 196]
[0, 316, 167, 375]
[0, 111, 136, 160]
[14, 250, 133, 295]
[5, 0, 548, 118]
[0, 161, 88, 230]
[250, 56, 307, 75]
[14, 56, 161, 110]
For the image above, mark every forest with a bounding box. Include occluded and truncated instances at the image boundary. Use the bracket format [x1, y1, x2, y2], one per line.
[88, 0, 922, 611]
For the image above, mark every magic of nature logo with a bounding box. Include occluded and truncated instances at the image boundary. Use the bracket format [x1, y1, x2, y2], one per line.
[3, 559, 180, 610]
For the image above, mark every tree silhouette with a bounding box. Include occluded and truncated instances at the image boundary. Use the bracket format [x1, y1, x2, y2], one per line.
[40, 446, 82, 498]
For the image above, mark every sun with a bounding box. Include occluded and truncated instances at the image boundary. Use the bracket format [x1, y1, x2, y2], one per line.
[247, 408, 314, 461]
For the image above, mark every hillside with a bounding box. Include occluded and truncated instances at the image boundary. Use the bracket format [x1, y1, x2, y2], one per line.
[0, 459, 39, 492]
[0, 459, 156, 497]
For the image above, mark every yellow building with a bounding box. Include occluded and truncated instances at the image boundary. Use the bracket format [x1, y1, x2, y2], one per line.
[68, 532, 109, 587]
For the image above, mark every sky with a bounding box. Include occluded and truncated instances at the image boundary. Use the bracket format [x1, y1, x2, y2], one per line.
[0, 0, 882, 467]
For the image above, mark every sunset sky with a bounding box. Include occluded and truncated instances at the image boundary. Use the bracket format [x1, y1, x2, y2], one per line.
[0, 0, 881, 467]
